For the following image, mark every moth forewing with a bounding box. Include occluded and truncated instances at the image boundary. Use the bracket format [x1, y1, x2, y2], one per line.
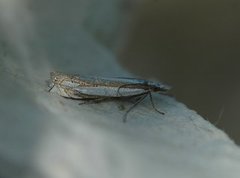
[73, 86, 148, 97]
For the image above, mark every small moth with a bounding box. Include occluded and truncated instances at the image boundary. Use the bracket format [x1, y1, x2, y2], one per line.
[48, 71, 171, 122]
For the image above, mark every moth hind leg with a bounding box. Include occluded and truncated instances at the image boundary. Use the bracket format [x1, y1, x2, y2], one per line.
[123, 93, 149, 122]
[117, 94, 146, 112]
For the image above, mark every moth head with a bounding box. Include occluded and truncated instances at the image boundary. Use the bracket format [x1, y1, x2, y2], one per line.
[149, 81, 171, 92]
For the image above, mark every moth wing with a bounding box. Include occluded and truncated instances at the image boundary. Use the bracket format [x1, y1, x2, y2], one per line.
[73, 86, 147, 97]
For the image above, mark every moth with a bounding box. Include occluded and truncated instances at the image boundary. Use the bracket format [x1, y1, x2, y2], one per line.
[48, 71, 171, 122]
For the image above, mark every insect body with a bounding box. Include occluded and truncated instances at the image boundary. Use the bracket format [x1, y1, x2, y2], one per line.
[49, 71, 171, 122]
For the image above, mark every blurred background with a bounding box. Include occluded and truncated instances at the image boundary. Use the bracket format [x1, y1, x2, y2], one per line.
[117, 0, 240, 144]
[114, 0, 240, 144]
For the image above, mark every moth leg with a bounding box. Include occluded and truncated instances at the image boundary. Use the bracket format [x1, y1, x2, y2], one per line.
[117, 84, 130, 96]
[48, 83, 55, 92]
[132, 95, 147, 102]
[123, 93, 148, 123]
[117, 95, 144, 111]
[148, 92, 165, 115]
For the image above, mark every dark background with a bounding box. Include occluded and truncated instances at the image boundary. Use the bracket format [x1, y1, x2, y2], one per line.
[117, 0, 240, 143]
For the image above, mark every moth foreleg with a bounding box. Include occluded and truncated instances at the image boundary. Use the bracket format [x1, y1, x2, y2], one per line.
[148, 92, 164, 115]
